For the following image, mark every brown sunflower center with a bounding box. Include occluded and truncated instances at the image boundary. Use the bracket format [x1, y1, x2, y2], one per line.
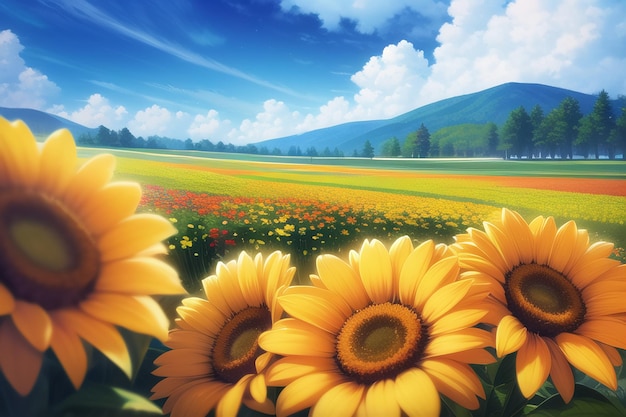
[212, 306, 272, 384]
[0, 189, 100, 309]
[336, 302, 427, 384]
[505, 263, 586, 337]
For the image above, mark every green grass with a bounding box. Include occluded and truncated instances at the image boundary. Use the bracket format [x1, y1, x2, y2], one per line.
[78, 147, 626, 178]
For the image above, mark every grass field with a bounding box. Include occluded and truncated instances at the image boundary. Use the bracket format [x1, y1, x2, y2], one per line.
[78, 147, 626, 290]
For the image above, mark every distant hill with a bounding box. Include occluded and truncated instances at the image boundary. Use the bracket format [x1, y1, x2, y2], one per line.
[255, 82, 614, 154]
[0, 107, 96, 138]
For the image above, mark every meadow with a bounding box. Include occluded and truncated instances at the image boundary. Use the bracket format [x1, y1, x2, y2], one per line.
[79, 148, 626, 291]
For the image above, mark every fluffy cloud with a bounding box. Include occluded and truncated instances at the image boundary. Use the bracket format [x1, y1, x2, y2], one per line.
[187, 109, 232, 140]
[229, 99, 302, 143]
[279, 0, 446, 33]
[54, 94, 128, 130]
[0, 30, 59, 109]
[420, 0, 626, 104]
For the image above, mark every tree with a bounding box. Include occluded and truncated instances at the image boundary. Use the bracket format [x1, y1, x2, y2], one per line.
[380, 137, 401, 157]
[583, 90, 615, 159]
[402, 132, 417, 157]
[95, 125, 111, 146]
[485, 122, 499, 157]
[501, 106, 532, 158]
[557, 97, 582, 158]
[529, 105, 544, 157]
[615, 105, 626, 159]
[416, 124, 431, 158]
[184, 138, 194, 150]
[118, 127, 136, 148]
[362, 140, 375, 158]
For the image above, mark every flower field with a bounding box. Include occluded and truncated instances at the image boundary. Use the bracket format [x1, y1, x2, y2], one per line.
[98, 151, 626, 292]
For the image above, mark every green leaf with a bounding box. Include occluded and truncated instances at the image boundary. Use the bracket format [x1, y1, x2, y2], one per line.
[527, 385, 626, 417]
[52, 384, 163, 417]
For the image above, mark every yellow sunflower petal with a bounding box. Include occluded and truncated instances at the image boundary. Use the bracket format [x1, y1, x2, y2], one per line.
[80, 293, 169, 341]
[98, 213, 178, 262]
[395, 368, 440, 417]
[214, 260, 249, 313]
[237, 251, 264, 307]
[0, 118, 39, 187]
[153, 348, 210, 367]
[216, 374, 253, 417]
[265, 355, 337, 386]
[50, 317, 87, 389]
[502, 208, 535, 264]
[358, 239, 393, 303]
[548, 220, 578, 272]
[201, 273, 241, 318]
[573, 259, 623, 289]
[421, 359, 483, 410]
[496, 315, 528, 357]
[443, 348, 496, 365]
[278, 286, 351, 333]
[425, 328, 493, 358]
[96, 257, 185, 295]
[79, 182, 142, 236]
[544, 338, 575, 403]
[259, 318, 335, 357]
[575, 317, 626, 350]
[310, 381, 363, 417]
[598, 343, 623, 366]
[414, 256, 459, 310]
[62, 153, 115, 209]
[0, 319, 43, 396]
[51, 309, 132, 378]
[244, 397, 275, 416]
[152, 361, 212, 378]
[533, 216, 557, 265]
[11, 300, 52, 351]
[422, 278, 474, 323]
[585, 291, 626, 317]
[484, 221, 519, 266]
[515, 332, 551, 399]
[166, 329, 213, 350]
[562, 229, 590, 275]
[38, 128, 77, 195]
[276, 372, 347, 417]
[364, 379, 400, 417]
[555, 332, 617, 390]
[178, 297, 226, 336]
[0, 283, 15, 315]
[169, 381, 230, 417]
[315, 254, 370, 310]
[429, 308, 489, 336]
[463, 228, 508, 273]
[398, 240, 434, 305]
[249, 373, 267, 403]
[262, 251, 295, 308]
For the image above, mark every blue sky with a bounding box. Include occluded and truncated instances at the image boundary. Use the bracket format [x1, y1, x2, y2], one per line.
[1, 0, 625, 145]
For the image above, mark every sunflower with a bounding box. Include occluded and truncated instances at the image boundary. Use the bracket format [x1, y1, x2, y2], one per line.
[258, 236, 495, 417]
[451, 207, 626, 402]
[151, 250, 296, 417]
[0, 118, 185, 395]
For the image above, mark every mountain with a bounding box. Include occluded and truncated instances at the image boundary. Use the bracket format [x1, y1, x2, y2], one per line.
[255, 82, 610, 154]
[0, 107, 96, 138]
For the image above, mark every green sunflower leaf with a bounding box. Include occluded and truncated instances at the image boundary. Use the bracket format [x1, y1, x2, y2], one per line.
[527, 384, 626, 417]
[51, 384, 163, 417]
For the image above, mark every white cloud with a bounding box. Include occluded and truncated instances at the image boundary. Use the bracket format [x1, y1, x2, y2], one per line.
[229, 99, 302, 143]
[187, 110, 232, 140]
[53, 93, 128, 129]
[0, 29, 60, 109]
[279, 0, 446, 33]
[420, 0, 626, 104]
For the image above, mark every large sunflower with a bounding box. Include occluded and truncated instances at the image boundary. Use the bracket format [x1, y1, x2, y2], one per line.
[451, 207, 626, 402]
[151, 250, 295, 417]
[258, 236, 495, 417]
[0, 118, 185, 395]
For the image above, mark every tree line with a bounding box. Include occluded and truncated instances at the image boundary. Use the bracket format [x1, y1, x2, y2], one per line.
[376, 90, 626, 159]
[76, 89, 626, 160]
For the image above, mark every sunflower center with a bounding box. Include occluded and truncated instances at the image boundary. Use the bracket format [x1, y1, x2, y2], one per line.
[0, 190, 100, 309]
[212, 306, 272, 384]
[505, 263, 586, 337]
[336, 302, 427, 385]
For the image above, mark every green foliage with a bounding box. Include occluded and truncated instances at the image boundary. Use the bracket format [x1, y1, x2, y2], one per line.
[502, 106, 533, 158]
[431, 123, 494, 157]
